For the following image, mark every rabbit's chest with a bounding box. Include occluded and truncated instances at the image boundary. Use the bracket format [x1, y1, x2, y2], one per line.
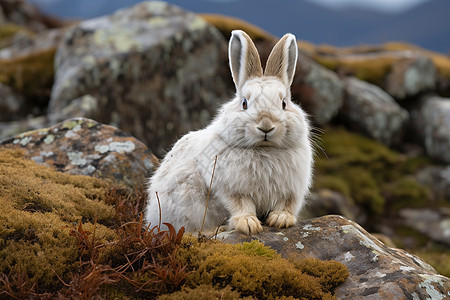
[214, 149, 299, 201]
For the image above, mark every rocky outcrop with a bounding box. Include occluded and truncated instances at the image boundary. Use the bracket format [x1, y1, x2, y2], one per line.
[341, 76, 409, 146]
[0, 83, 25, 121]
[410, 95, 450, 163]
[219, 215, 450, 299]
[48, 1, 232, 156]
[385, 52, 437, 100]
[294, 52, 345, 125]
[0, 27, 65, 60]
[0, 117, 157, 190]
[0, 0, 64, 31]
[416, 165, 450, 201]
[399, 208, 450, 246]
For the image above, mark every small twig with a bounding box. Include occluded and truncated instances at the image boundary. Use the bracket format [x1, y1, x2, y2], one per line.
[200, 155, 218, 234]
[156, 191, 162, 229]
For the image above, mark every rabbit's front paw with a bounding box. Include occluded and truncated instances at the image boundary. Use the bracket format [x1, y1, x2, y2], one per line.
[267, 211, 296, 229]
[230, 215, 263, 235]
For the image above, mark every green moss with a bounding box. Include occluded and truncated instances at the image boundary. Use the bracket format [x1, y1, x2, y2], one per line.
[0, 149, 116, 290]
[0, 23, 31, 48]
[238, 240, 278, 259]
[0, 47, 56, 109]
[177, 238, 348, 299]
[314, 127, 431, 216]
[384, 177, 430, 210]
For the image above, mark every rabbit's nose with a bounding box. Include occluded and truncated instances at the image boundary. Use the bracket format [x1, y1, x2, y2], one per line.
[257, 118, 275, 133]
[257, 126, 275, 134]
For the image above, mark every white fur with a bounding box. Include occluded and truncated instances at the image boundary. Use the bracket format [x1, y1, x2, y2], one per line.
[145, 31, 313, 234]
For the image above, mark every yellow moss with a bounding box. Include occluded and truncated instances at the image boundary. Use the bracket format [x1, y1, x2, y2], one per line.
[177, 238, 348, 299]
[382, 42, 450, 78]
[0, 23, 32, 48]
[0, 149, 116, 290]
[0, 47, 56, 105]
[158, 285, 250, 300]
[313, 54, 396, 86]
[199, 14, 275, 42]
[308, 41, 450, 81]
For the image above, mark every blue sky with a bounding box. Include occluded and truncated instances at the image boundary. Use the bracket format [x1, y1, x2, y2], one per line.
[305, 0, 430, 12]
[32, 0, 430, 14]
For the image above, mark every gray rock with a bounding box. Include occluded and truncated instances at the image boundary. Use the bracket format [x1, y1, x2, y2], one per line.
[416, 165, 450, 201]
[411, 96, 450, 163]
[0, 115, 49, 140]
[341, 76, 409, 146]
[48, 94, 100, 124]
[0, 83, 25, 121]
[0, 117, 158, 190]
[385, 51, 437, 100]
[305, 189, 367, 225]
[219, 215, 450, 299]
[294, 51, 344, 125]
[399, 208, 450, 246]
[0, 28, 64, 60]
[48, 1, 231, 156]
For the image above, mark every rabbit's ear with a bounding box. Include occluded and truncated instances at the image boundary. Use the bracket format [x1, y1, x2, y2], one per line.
[229, 30, 263, 91]
[264, 33, 298, 87]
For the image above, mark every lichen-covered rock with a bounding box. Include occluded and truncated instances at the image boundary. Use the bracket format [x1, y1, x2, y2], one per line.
[341, 76, 409, 146]
[48, 1, 231, 156]
[0, 117, 157, 190]
[294, 51, 345, 125]
[0, 82, 25, 121]
[411, 96, 450, 163]
[219, 215, 450, 299]
[385, 52, 437, 99]
[399, 208, 450, 246]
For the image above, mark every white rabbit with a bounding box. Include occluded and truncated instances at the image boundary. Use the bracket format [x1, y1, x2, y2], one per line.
[145, 30, 313, 235]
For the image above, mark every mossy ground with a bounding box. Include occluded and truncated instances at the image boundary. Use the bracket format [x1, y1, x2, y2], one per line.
[313, 127, 432, 216]
[199, 14, 274, 42]
[0, 149, 348, 298]
[0, 23, 32, 49]
[302, 41, 450, 87]
[0, 47, 56, 114]
[0, 149, 115, 290]
[173, 238, 348, 300]
[313, 127, 450, 277]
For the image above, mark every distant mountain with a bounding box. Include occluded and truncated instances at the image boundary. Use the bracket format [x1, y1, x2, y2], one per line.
[29, 0, 450, 54]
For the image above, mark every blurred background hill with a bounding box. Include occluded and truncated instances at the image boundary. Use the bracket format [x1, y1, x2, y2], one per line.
[29, 0, 450, 54]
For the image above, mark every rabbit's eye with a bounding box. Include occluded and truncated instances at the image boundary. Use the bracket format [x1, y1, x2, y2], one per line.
[282, 100, 287, 110]
[242, 98, 248, 110]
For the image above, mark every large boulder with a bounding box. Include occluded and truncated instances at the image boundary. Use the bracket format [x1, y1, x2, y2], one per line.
[399, 208, 450, 246]
[0, 117, 157, 190]
[219, 215, 450, 299]
[410, 96, 450, 163]
[384, 52, 437, 100]
[48, 1, 232, 156]
[341, 76, 409, 146]
[294, 51, 345, 126]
